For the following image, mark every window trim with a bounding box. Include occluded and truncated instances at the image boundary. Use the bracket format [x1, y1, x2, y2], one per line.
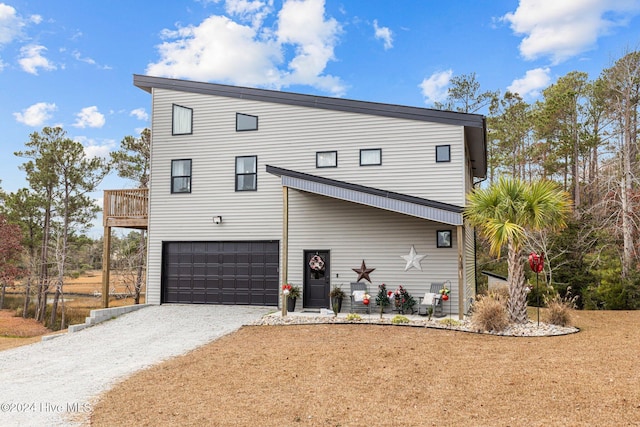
[171, 159, 192, 194]
[172, 104, 193, 136]
[235, 155, 258, 192]
[236, 113, 259, 132]
[316, 150, 338, 168]
[359, 148, 382, 166]
[436, 144, 451, 163]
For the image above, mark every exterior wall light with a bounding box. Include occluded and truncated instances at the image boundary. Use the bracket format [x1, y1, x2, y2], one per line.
[213, 216, 223, 224]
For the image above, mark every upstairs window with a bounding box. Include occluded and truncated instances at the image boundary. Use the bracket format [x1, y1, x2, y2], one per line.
[316, 151, 337, 168]
[236, 156, 257, 191]
[360, 148, 382, 166]
[171, 159, 192, 193]
[172, 104, 193, 135]
[436, 145, 451, 162]
[236, 113, 258, 131]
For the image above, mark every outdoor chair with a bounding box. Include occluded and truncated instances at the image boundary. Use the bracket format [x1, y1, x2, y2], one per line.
[417, 282, 445, 317]
[350, 282, 370, 314]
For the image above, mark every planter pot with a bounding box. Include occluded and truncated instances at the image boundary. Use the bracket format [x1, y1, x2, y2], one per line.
[331, 296, 343, 313]
[287, 297, 297, 312]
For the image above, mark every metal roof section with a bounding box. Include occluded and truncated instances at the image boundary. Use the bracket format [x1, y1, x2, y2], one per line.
[133, 74, 487, 178]
[266, 165, 463, 226]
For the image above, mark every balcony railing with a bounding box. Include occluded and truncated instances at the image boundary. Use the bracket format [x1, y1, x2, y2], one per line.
[103, 188, 148, 229]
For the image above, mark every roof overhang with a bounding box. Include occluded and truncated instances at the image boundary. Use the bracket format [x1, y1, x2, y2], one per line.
[134, 74, 487, 178]
[266, 165, 463, 226]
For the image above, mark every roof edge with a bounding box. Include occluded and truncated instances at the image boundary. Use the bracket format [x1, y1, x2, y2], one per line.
[266, 165, 464, 214]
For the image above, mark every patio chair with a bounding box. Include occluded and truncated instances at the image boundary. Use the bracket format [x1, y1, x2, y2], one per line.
[350, 282, 370, 314]
[417, 282, 445, 317]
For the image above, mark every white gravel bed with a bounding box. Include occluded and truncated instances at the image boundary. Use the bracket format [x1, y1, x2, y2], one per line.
[249, 311, 579, 337]
[0, 304, 271, 427]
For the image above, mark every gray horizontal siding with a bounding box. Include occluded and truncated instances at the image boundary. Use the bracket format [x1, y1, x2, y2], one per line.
[145, 88, 470, 305]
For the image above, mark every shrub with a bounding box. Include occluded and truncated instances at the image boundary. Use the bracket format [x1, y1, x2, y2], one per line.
[438, 318, 463, 327]
[391, 315, 409, 324]
[345, 313, 362, 322]
[545, 290, 577, 327]
[470, 293, 509, 332]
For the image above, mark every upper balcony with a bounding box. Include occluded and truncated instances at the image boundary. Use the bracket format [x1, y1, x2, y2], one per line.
[103, 188, 148, 229]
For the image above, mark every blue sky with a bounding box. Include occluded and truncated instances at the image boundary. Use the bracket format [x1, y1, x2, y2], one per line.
[1, 0, 640, 234]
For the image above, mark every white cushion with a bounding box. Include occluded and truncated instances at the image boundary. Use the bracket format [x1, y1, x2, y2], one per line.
[352, 290, 365, 302]
[422, 292, 437, 305]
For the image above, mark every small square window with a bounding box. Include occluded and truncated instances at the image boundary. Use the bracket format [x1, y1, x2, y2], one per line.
[437, 230, 452, 248]
[436, 145, 451, 162]
[316, 151, 337, 168]
[360, 148, 382, 166]
[236, 113, 258, 131]
[172, 104, 193, 135]
[236, 156, 257, 191]
[171, 159, 192, 193]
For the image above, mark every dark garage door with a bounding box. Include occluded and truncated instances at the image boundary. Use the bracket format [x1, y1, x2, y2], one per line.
[162, 241, 279, 305]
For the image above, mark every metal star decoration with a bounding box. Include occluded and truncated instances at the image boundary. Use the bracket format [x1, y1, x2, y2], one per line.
[401, 246, 426, 271]
[352, 260, 375, 283]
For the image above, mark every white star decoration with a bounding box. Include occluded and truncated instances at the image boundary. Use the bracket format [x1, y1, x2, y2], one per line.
[401, 246, 426, 271]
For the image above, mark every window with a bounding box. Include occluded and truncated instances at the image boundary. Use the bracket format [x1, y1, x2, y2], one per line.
[436, 145, 451, 162]
[236, 113, 258, 131]
[172, 104, 192, 135]
[360, 148, 382, 166]
[437, 230, 452, 248]
[236, 156, 257, 191]
[316, 151, 337, 168]
[171, 159, 192, 193]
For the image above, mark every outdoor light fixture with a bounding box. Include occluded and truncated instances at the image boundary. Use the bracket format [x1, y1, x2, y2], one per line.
[213, 216, 223, 224]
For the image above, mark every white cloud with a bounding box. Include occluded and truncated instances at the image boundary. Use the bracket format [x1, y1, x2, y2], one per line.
[130, 108, 149, 121]
[75, 136, 115, 159]
[13, 102, 57, 126]
[418, 69, 453, 105]
[0, 56, 5, 71]
[29, 14, 42, 24]
[18, 44, 56, 74]
[502, 0, 640, 64]
[0, 3, 24, 46]
[73, 106, 105, 128]
[373, 19, 393, 50]
[508, 67, 551, 98]
[72, 50, 112, 70]
[147, 0, 345, 96]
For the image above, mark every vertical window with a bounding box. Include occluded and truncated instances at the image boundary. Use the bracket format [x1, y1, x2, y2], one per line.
[236, 113, 258, 131]
[235, 156, 257, 191]
[436, 145, 451, 162]
[316, 151, 337, 168]
[360, 148, 382, 166]
[171, 159, 192, 193]
[172, 104, 193, 135]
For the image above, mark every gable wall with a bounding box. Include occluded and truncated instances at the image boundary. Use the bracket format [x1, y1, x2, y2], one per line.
[146, 87, 468, 304]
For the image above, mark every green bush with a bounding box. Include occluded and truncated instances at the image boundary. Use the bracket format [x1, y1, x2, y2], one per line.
[345, 313, 362, 322]
[391, 315, 409, 324]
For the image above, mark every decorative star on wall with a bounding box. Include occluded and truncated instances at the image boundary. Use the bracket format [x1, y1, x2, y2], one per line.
[352, 260, 375, 283]
[401, 246, 426, 271]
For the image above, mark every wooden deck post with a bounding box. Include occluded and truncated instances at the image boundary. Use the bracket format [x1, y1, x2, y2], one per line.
[457, 225, 464, 320]
[281, 186, 289, 316]
[102, 226, 111, 308]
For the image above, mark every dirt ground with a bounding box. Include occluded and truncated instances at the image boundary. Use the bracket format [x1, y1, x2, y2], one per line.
[0, 310, 51, 351]
[89, 310, 640, 427]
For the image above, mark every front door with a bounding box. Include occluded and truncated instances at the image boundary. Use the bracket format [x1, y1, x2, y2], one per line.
[303, 250, 330, 309]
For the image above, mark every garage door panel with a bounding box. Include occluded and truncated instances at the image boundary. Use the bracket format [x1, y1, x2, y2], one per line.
[162, 241, 279, 306]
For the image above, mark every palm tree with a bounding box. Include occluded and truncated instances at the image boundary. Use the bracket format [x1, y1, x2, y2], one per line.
[465, 177, 572, 323]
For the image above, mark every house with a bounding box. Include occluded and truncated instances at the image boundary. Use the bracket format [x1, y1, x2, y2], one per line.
[103, 74, 487, 319]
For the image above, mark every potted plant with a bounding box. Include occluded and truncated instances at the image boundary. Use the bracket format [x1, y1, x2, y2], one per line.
[282, 284, 301, 312]
[329, 285, 345, 315]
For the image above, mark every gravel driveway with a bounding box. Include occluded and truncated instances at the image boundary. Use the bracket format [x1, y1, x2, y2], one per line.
[0, 304, 271, 427]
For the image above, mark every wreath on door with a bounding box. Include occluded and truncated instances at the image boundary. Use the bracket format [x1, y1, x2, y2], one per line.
[309, 254, 325, 272]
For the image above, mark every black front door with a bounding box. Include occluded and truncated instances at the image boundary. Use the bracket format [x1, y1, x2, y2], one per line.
[303, 250, 330, 309]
